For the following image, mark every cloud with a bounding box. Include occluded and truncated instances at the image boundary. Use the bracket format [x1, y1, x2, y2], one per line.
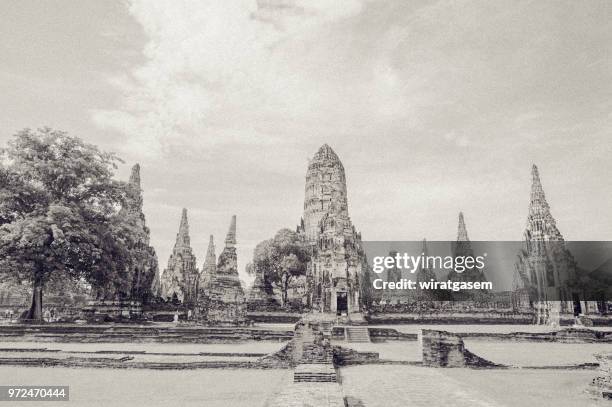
[93, 0, 367, 157]
[82, 0, 612, 286]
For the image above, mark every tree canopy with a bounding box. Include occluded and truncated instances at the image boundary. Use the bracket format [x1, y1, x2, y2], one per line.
[249, 228, 310, 306]
[0, 128, 151, 320]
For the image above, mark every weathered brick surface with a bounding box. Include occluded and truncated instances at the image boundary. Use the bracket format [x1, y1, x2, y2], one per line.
[591, 353, 612, 399]
[160, 209, 199, 303]
[0, 325, 293, 344]
[200, 216, 247, 325]
[421, 329, 501, 368]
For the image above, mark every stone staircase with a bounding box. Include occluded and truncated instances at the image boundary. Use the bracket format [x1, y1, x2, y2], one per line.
[293, 363, 337, 382]
[346, 326, 370, 343]
[292, 323, 338, 383]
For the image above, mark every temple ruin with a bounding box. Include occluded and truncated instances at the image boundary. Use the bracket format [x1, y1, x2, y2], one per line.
[160, 209, 199, 304]
[513, 165, 599, 324]
[124, 164, 160, 303]
[297, 144, 370, 316]
[199, 235, 216, 293]
[448, 212, 488, 302]
[199, 216, 246, 324]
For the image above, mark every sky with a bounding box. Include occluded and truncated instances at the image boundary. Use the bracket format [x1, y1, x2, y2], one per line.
[1, 0, 611, 286]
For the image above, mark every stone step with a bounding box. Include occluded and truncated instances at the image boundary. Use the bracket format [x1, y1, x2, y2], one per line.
[346, 327, 370, 343]
[293, 363, 337, 383]
[293, 375, 337, 383]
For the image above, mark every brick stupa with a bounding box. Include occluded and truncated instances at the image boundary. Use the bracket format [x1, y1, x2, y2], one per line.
[200, 215, 246, 324]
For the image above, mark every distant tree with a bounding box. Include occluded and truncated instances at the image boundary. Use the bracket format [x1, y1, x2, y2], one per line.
[250, 228, 310, 306]
[0, 128, 127, 321]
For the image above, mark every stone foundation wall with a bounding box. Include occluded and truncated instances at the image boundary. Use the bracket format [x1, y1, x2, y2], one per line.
[421, 330, 501, 368]
[332, 346, 379, 366]
[458, 328, 612, 343]
[246, 312, 301, 324]
[368, 328, 417, 342]
[82, 300, 143, 321]
[369, 312, 612, 326]
[0, 356, 279, 370]
[0, 325, 293, 344]
[591, 353, 612, 399]
[258, 340, 296, 368]
[368, 312, 535, 325]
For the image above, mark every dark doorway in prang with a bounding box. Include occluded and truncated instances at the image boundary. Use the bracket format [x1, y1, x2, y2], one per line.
[572, 293, 582, 316]
[336, 292, 348, 315]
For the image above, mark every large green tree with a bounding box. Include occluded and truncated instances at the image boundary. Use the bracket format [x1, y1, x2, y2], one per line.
[89, 167, 159, 304]
[249, 228, 310, 306]
[0, 128, 127, 321]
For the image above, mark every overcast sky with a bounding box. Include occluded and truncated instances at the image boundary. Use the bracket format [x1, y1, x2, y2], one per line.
[1, 0, 611, 285]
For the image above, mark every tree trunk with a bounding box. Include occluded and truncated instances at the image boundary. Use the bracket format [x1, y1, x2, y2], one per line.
[282, 274, 290, 307]
[24, 276, 44, 322]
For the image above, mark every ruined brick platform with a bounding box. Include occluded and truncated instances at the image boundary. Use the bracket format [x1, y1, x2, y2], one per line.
[421, 329, 501, 368]
[591, 353, 612, 399]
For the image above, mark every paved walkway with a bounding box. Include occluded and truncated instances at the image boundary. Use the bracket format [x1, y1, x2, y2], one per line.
[341, 365, 501, 407]
[265, 371, 345, 407]
[266, 322, 346, 406]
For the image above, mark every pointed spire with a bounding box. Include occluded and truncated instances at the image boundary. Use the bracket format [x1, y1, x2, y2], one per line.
[175, 208, 190, 247]
[529, 164, 550, 215]
[453, 212, 475, 263]
[225, 215, 237, 247]
[457, 212, 469, 241]
[125, 163, 144, 212]
[201, 234, 217, 282]
[206, 234, 215, 255]
[313, 143, 341, 164]
[129, 164, 141, 188]
[205, 235, 216, 267]
[526, 164, 563, 241]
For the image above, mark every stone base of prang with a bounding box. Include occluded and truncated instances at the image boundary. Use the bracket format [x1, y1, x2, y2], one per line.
[203, 303, 248, 326]
[421, 329, 502, 368]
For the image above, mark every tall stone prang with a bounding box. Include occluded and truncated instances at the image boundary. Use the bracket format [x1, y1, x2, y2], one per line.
[382, 251, 405, 305]
[416, 239, 437, 284]
[448, 212, 486, 286]
[457, 211, 469, 241]
[416, 239, 438, 301]
[246, 266, 276, 311]
[91, 163, 159, 303]
[298, 144, 368, 315]
[303, 144, 349, 242]
[513, 165, 596, 324]
[128, 164, 143, 210]
[201, 216, 246, 324]
[126, 164, 160, 302]
[199, 235, 216, 292]
[160, 209, 199, 304]
[525, 165, 564, 242]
